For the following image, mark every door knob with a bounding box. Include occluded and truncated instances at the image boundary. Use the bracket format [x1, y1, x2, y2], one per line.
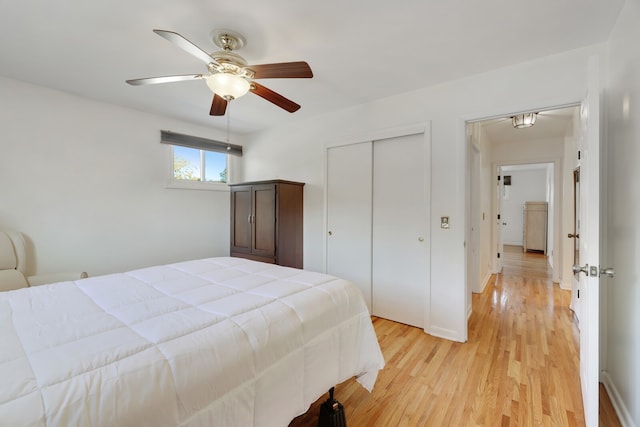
[328, 231, 333, 236]
[600, 267, 615, 278]
[572, 264, 588, 275]
[418, 236, 424, 242]
[568, 233, 579, 238]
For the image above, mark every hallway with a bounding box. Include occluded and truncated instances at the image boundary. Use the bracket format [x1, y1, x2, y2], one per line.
[466, 244, 586, 425]
[290, 246, 620, 426]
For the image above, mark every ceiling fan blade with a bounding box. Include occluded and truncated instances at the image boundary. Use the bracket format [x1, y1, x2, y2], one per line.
[248, 61, 313, 79]
[210, 94, 228, 116]
[250, 82, 301, 113]
[153, 29, 217, 65]
[126, 74, 204, 86]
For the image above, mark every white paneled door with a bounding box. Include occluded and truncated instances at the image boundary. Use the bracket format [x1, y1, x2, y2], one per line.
[576, 56, 601, 427]
[496, 167, 505, 273]
[326, 128, 430, 329]
[372, 133, 428, 328]
[326, 142, 373, 310]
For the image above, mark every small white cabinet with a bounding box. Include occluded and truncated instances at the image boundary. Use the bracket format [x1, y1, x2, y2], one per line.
[523, 201, 548, 253]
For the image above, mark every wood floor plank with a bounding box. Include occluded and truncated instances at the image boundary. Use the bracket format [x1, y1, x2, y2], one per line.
[289, 245, 621, 427]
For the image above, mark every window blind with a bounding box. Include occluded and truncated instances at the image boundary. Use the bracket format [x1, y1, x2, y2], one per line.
[160, 130, 242, 157]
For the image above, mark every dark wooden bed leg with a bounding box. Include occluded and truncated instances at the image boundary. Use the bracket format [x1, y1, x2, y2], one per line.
[317, 387, 347, 427]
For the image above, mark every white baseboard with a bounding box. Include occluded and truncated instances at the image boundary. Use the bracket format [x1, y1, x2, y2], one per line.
[559, 279, 572, 291]
[602, 370, 636, 427]
[474, 271, 493, 294]
[428, 325, 465, 343]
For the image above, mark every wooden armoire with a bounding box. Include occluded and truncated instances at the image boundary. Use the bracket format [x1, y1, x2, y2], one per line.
[229, 180, 304, 268]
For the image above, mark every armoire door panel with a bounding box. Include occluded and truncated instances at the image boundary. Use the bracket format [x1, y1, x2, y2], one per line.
[252, 185, 276, 257]
[231, 186, 252, 253]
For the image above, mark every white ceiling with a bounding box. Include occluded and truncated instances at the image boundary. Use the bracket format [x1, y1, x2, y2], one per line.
[0, 1, 623, 134]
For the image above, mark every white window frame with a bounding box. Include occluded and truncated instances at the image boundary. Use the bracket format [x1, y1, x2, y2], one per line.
[166, 145, 230, 191]
[160, 130, 242, 192]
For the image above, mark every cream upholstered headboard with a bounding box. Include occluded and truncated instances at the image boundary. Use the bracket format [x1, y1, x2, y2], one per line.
[1, 231, 26, 273]
[0, 232, 29, 291]
[0, 230, 88, 291]
[0, 232, 18, 271]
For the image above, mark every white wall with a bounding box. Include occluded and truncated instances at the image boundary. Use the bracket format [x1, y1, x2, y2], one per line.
[477, 127, 493, 291]
[546, 163, 555, 269]
[501, 168, 548, 246]
[603, 0, 640, 424]
[0, 77, 237, 277]
[237, 45, 601, 342]
[467, 122, 493, 295]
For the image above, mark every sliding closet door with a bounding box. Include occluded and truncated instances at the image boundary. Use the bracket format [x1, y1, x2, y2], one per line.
[326, 142, 373, 310]
[372, 133, 428, 328]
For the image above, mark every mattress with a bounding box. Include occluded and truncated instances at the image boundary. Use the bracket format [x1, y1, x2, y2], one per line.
[0, 257, 384, 427]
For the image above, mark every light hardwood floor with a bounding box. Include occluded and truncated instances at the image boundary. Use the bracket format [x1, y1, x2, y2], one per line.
[290, 245, 621, 426]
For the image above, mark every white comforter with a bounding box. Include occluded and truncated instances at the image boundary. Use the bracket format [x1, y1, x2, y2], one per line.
[0, 257, 384, 427]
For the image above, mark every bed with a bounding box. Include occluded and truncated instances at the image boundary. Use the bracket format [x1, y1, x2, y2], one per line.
[0, 257, 384, 427]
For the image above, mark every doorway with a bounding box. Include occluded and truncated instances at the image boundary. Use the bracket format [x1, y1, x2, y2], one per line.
[465, 105, 579, 303]
[464, 102, 614, 424]
[499, 162, 553, 260]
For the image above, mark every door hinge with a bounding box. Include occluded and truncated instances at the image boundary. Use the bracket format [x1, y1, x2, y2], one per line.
[577, 289, 580, 298]
[497, 214, 501, 220]
[578, 150, 581, 160]
[497, 252, 501, 259]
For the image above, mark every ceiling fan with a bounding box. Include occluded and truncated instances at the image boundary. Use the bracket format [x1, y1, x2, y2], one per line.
[126, 29, 313, 116]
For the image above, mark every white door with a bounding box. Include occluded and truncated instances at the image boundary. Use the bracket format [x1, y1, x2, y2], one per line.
[326, 142, 373, 310]
[469, 145, 481, 293]
[372, 133, 428, 328]
[569, 168, 581, 321]
[495, 167, 505, 272]
[575, 56, 601, 427]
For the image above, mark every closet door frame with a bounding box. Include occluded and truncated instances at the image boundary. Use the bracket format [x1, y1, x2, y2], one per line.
[324, 122, 432, 333]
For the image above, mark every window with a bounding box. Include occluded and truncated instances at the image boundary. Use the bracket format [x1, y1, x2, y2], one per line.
[173, 145, 228, 183]
[161, 130, 242, 191]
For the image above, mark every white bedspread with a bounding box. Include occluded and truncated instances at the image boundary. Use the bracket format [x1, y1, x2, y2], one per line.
[0, 257, 384, 427]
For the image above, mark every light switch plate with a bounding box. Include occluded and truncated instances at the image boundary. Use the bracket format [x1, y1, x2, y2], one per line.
[441, 216, 450, 229]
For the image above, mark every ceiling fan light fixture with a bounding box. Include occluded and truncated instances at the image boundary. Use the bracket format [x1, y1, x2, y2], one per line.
[127, 29, 313, 116]
[511, 112, 538, 128]
[205, 73, 250, 100]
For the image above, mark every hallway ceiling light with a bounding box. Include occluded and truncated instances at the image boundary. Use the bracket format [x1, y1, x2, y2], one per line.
[511, 112, 538, 128]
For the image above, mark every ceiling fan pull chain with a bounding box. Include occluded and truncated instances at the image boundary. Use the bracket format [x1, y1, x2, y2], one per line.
[226, 102, 231, 150]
